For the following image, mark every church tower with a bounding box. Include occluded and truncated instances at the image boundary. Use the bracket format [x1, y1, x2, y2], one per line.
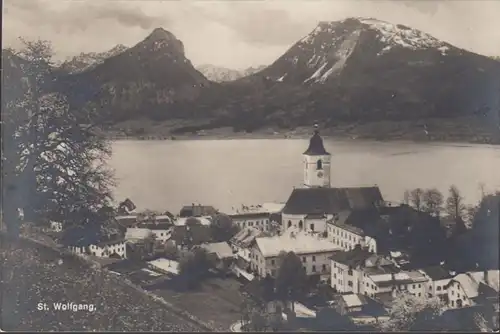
[303, 125, 331, 188]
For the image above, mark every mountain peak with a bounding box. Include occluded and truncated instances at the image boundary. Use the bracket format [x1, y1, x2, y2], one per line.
[147, 28, 178, 42]
[140, 28, 185, 55]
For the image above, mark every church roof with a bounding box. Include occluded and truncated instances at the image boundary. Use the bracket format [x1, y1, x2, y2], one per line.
[282, 187, 384, 215]
[303, 130, 330, 156]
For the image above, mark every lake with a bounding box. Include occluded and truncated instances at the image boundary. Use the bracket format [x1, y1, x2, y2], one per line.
[110, 139, 500, 213]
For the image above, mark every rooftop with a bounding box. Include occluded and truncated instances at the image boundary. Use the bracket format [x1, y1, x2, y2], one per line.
[369, 270, 427, 285]
[200, 242, 233, 259]
[174, 216, 212, 226]
[228, 202, 286, 216]
[231, 227, 270, 247]
[125, 227, 152, 240]
[147, 258, 180, 275]
[419, 265, 454, 281]
[282, 186, 383, 215]
[329, 247, 373, 267]
[255, 230, 340, 258]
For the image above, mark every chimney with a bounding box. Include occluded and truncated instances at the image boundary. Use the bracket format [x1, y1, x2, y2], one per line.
[484, 270, 489, 284]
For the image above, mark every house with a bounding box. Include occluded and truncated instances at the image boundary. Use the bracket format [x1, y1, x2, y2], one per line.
[230, 228, 270, 279]
[250, 229, 340, 280]
[419, 265, 454, 300]
[329, 247, 378, 293]
[200, 241, 234, 271]
[62, 225, 127, 259]
[228, 203, 285, 232]
[147, 258, 180, 276]
[279, 127, 385, 235]
[445, 270, 500, 309]
[136, 222, 173, 242]
[366, 269, 428, 299]
[179, 204, 217, 218]
[125, 228, 153, 242]
[332, 293, 387, 318]
[326, 211, 379, 253]
[329, 246, 428, 298]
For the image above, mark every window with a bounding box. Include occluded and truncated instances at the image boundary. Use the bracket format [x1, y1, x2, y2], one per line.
[412, 284, 416, 289]
[316, 160, 323, 170]
[348, 281, 353, 287]
[457, 299, 463, 308]
[451, 290, 455, 296]
[418, 293, 421, 297]
[371, 285, 375, 290]
[348, 269, 353, 276]
[288, 221, 292, 228]
[322, 264, 327, 272]
[271, 259, 275, 265]
[312, 256, 316, 262]
[334, 273, 337, 279]
[310, 223, 315, 231]
[299, 220, 303, 229]
[302, 257, 306, 263]
[418, 284, 421, 288]
[333, 263, 336, 268]
[312, 265, 316, 272]
[437, 286, 442, 291]
[451, 300, 455, 307]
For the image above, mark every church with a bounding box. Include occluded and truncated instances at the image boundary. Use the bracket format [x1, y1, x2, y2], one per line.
[281, 126, 385, 234]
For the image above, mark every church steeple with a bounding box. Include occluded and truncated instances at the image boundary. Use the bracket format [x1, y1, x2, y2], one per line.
[303, 125, 330, 156]
[303, 124, 331, 188]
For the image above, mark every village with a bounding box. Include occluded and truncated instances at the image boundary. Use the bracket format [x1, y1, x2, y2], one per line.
[25, 127, 500, 332]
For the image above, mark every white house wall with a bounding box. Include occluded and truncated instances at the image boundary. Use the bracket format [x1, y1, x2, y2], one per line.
[233, 217, 271, 232]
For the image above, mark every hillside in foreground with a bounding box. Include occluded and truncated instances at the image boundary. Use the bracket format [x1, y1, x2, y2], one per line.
[0, 236, 203, 332]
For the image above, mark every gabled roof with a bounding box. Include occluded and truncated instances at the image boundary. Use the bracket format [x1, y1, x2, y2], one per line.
[282, 186, 383, 215]
[329, 247, 373, 267]
[420, 265, 453, 281]
[230, 227, 269, 247]
[201, 242, 233, 259]
[451, 273, 482, 298]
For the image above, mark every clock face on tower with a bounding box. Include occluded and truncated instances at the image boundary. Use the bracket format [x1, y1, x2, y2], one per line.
[317, 171, 324, 178]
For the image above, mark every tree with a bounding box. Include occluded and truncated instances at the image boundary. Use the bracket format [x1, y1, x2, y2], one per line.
[379, 292, 446, 331]
[422, 188, 444, 217]
[2, 39, 114, 237]
[210, 213, 240, 242]
[409, 188, 424, 211]
[445, 185, 467, 222]
[178, 248, 211, 288]
[164, 241, 179, 260]
[275, 251, 308, 313]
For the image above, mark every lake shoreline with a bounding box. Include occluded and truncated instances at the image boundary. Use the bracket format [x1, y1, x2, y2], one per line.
[105, 118, 500, 146]
[107, 132, 500, 148]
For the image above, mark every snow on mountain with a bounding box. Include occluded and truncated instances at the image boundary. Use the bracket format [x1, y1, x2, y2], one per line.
[59, 44, 129, 74]
[196, 64, 267, 82]
[263, 17, 457, 85]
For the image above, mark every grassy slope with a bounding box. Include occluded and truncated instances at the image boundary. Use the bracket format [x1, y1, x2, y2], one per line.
[0, 236, 204, 332]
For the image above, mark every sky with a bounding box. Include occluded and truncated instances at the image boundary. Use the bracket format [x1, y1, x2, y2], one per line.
[3, 0, 500, 69]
